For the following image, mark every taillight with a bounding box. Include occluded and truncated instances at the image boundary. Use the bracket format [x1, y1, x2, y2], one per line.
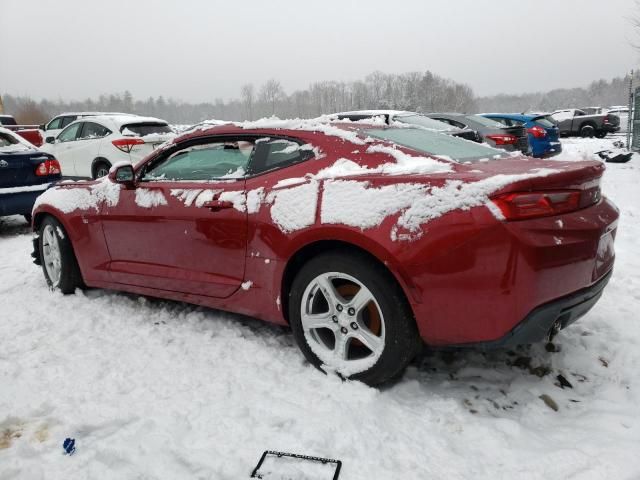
[491, 190, 583, 220]
[112, 137, 145, 153]
[35, 159, 61, 176]
[486, 134, 518, 145]
[528, 125, 547, 139]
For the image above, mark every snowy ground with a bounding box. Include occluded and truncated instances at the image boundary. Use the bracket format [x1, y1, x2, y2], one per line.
[1, 137, 639, 480]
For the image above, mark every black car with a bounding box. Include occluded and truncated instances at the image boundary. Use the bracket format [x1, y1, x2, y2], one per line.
[426, 113, 531, 155]
[333, 110, 482, 143]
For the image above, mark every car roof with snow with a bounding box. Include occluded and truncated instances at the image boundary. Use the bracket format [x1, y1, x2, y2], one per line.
[70, 115, 169, 130]
[335, 110, 418, 117]
[53, 111, 136, 117]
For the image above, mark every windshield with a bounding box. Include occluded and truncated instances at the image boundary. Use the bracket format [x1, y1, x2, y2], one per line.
[366, 127, 506, 162]
[121, 123, 172, 136]
[533, 116, 556, 128]
[394, 114, 457, 131]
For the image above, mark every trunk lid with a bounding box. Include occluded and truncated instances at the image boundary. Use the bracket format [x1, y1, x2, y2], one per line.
[468, 157, 605, 198]
[0, 150, 57, 188]
[500, 125, 530, 153]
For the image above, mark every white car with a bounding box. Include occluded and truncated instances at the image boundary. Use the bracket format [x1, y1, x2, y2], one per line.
[40, 112, 134, 141]
[41, 115, 175, 179]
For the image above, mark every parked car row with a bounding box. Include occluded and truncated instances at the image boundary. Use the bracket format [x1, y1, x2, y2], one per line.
[0, 127, 61, 222]
[335, 110, 556, 158]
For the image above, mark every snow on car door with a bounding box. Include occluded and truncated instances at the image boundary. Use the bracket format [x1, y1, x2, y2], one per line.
[100, 138, 252, 297]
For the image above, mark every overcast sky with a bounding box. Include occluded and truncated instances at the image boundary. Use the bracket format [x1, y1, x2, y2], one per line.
[1, 0, 638, 102]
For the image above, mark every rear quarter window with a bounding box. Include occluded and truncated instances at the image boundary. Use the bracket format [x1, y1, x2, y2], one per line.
[250, 138, 315, 174]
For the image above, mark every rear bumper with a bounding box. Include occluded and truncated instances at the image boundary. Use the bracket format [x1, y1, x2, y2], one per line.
[406, 197, 619, 346]
[446, 269, 612, 349]
[532, 141, 562, 158]
[601, 125, 620, 133]
[0, 186, 48, 217]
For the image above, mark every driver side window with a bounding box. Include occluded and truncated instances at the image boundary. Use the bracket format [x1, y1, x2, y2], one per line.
[142, 140, 255, 181]
[47, 118, 63, 130]
[57, 123, 82, 143]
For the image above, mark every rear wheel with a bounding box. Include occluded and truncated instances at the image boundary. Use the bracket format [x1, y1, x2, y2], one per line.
[93, 161, 111, 179]
[580, 124, 595, 137]
[594, 131, 607, 139]
[23, 214, 32, 225]
[289, 252, 421, 386]
[38, 216, 83, 293]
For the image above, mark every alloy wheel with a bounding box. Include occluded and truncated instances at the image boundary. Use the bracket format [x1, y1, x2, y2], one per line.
[42, 224, 62, 286]
[300, 272, 385, 375]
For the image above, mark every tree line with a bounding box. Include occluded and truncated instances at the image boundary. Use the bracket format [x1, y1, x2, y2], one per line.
[2, 70, 634, 125]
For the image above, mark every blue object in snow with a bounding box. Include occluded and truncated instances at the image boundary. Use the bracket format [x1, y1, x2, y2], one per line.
[63, 438, 76, 455]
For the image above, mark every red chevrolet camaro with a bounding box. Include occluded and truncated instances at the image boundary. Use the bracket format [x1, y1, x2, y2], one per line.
[31, 119, 618, 385]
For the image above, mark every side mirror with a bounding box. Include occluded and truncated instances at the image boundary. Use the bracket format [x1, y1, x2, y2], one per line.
[109, 164, 135, 186]
[39, 124, 46, 130]
[45, 136, 55, 144]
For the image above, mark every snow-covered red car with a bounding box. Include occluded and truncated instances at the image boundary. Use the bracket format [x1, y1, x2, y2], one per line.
[40, 114, 175, 179]
[0, 127, 61, 222]
[30, 119, 618, 385]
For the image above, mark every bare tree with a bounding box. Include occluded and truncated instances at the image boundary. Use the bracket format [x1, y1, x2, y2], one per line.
[632, 1, 640, 50]
[260, 79, 284, 116]
[14, 98, 48, 124]
[240, 83, 255, 120]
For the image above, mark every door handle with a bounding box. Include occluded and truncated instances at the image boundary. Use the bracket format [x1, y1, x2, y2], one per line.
[202, 200, 234, 211]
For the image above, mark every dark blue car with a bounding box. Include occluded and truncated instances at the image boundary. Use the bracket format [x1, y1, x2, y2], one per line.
[0, 127, 61, 223]
[480, 113, 562, 158]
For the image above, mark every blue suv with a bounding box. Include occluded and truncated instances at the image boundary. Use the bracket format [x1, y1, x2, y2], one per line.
[481, 113, 561, 158]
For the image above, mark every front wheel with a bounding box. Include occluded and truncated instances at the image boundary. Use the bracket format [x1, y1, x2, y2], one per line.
[289, 252, 421, 386]
[39, 216, 84, 293]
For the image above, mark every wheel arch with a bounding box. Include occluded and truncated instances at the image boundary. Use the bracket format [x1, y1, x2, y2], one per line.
[579, 121, 597, 130]
[280, 238, 416, 325]
[91, 157, 112, 178]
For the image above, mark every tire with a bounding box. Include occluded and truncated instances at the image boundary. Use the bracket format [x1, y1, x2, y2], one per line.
[580, 124, 595, 138]
[595, 131, 607, 139]
[93, 160, 111, 179]
[38, 216, 84, 293]
[288, 251, 421, 386]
